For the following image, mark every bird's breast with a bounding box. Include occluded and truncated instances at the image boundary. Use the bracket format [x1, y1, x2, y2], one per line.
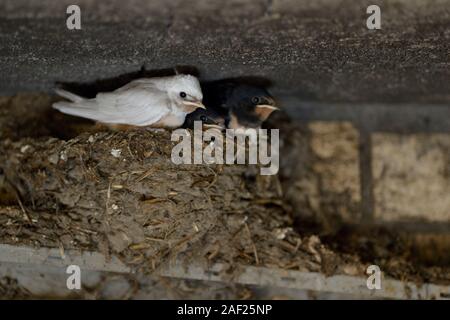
[154, 112, 187, 128]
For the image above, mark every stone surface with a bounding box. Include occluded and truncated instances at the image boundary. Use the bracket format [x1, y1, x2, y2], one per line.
[309, 122, 361, 205]
[0, 0, 449, 103]
[285, 121, 361, 229]
[372, 133, 450, 223]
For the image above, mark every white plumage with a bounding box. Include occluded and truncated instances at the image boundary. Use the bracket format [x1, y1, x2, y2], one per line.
[53, 74, 205, 128]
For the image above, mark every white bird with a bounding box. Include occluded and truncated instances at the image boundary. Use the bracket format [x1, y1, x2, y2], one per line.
[53, 74, 205, 129]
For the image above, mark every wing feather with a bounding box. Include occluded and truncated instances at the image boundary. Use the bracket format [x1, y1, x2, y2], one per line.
[55, 85, 171, 126]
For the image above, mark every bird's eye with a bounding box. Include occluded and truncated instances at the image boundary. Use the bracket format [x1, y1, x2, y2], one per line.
[200, 115, 207, 122]
[180, 92, 187, 98]
[252, 97, 260, 104]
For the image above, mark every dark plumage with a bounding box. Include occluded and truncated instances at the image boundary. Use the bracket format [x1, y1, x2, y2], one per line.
[182, 80, 278, 130]
[181, 108, 224, 129]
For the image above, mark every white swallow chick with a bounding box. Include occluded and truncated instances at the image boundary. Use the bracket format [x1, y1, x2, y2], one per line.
[53, 74, 205, 129]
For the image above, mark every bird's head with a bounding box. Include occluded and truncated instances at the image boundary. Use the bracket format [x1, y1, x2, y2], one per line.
[226, 84, 278, 129]
[168, 74, 205, 113]
[182, 108, 225, 130]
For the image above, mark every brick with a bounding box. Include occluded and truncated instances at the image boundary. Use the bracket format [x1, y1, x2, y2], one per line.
[309, 122, 361, 203]
[286, 122, 361, 227]
[372, 133, 450, 223]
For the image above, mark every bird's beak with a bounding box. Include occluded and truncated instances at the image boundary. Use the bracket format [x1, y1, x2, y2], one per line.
[183, 100, 206, 112]
[203, 123, 224, 130]
[257, 104, 279, 111]
[254, 104, 279, 121]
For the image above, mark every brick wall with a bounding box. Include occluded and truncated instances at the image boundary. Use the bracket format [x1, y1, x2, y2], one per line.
[279, 118, 450, 246]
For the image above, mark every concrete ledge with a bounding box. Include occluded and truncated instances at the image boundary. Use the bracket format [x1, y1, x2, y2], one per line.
[1, 244, 449, 299]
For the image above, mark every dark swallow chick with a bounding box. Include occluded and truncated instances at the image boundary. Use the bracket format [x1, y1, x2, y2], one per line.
[183, 80, 278, 130]
[202, 80, 279, 129]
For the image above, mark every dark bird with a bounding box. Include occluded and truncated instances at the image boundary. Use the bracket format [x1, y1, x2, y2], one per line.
[182, 80, 278, 130]
[182, 108, 224, 130]
[204, 80, 278, 129]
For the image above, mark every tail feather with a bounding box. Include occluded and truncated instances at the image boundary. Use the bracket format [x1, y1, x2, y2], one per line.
[53, 88, 102, 120]
[53, 101, 100, 119]
[54, 88, 84, 103]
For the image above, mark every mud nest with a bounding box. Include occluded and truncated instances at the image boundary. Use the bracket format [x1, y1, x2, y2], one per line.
[0, 94, 449, 286]
[0, 129, 361, 276]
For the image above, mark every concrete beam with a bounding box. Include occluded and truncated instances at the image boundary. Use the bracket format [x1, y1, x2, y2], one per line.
[0, 0, 449, 103]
